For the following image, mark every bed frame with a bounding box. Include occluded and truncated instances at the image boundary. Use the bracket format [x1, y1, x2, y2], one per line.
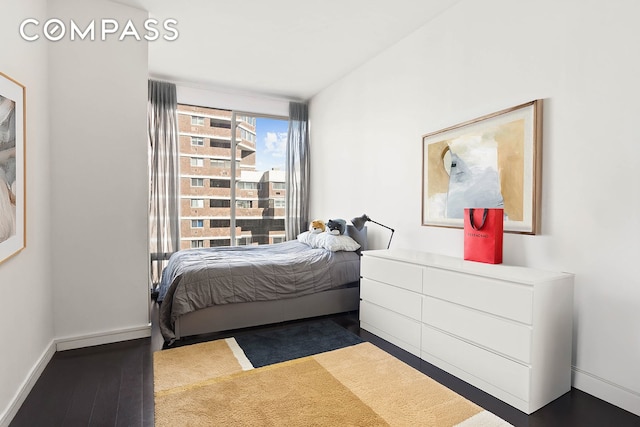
[174, 286, 359, 339]
[172, 225, 368, 340]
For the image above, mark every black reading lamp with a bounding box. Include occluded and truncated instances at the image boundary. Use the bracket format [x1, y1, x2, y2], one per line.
[351, 214, 395, 249]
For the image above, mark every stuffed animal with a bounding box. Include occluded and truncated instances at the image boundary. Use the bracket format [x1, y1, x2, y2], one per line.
[326, 219, 346, 235]
[310, 219, 326, 233]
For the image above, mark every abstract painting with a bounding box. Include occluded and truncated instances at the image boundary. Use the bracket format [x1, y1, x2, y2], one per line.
[422, 100, 542, 234]
[0, 72, 25, 264]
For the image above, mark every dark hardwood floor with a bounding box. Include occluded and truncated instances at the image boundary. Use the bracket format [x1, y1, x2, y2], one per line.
[10, 303, 640, 427]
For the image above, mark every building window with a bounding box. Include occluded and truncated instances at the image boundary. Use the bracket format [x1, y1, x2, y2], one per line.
[210, 118, 231, 129]
[274, 199, 285, 208]
[237, 182, 258, 190]
[191, 199, 204, 208]
[237, 115, 256, 126]
[191, 136, 204, 146]
[210, 219, 231, 228]
[210, 179, 231, 188]
[272, 182, 286, 190]
[210, 199, 231, 208]
[190, 157, 204, 167]
[272, 236, 285, 244]
[237, 236, 253, 246]
[210, 159, 231, 168]
[191, 116, 204, 126]
[191, 240, 204, 248]
[239, 128, 256, 143]
[210, 239, 231, 247]
[236, 200, 252, 208]
[210, 139, 231, 149]
[191, 219, 204, 228]
[191, 178, 204, 187]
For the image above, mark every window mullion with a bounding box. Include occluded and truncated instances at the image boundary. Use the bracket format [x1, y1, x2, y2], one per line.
[230, 112, 237, 246]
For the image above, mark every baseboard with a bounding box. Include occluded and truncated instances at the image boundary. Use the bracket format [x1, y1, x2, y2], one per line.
[572, 365, 640, 417]
[55, 323, 151, 351]
[0, 340, 56, 427]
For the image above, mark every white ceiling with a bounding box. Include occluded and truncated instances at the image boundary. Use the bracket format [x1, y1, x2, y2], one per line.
[115, 0, 461, 100]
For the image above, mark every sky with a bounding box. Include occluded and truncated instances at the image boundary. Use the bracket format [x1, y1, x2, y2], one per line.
[255, 117, 287, 172]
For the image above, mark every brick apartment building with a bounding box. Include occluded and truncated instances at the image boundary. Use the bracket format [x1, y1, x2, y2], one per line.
[177, 104, 286, 249]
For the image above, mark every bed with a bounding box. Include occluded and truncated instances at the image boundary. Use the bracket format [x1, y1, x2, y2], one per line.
[157, 225, 367, 344]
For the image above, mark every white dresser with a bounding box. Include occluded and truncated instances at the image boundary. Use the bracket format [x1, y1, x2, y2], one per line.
[359, 249, 574, 414]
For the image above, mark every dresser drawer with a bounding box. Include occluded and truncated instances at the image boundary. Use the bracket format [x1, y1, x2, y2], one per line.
[422, 325, 530, 402]
[361, 256, 423, 293]
[423, 268, 533, 324]
[360, 300, 421, 355]
[361, 278, 421, 321]
[422, 297, 532, 363]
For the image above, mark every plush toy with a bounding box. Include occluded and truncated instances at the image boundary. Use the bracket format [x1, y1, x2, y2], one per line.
[310, 219, 326, 233]
[326, 219, 346, 235]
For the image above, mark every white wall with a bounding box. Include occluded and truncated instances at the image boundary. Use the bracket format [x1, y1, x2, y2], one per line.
[48, 0, 150, 347]
[175, 82, 290, 117]
[0, 1, 54, 424]
[310, 0, 640, 416]
[1, 0, 150, 422]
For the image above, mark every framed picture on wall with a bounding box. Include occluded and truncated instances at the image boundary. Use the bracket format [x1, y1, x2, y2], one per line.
[0, 72, 26, 264]
[422, 100, 542, 234]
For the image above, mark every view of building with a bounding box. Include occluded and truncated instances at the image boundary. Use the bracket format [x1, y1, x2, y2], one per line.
[177, 104, 286, 249]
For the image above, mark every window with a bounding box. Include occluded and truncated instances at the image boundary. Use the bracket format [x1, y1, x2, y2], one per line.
[210, 219, 231, 228]
[210, 199, 231, 208]
[210, 139, 230, 149]
[237, 236, 253, 246]
[210, 118, 231, 129]
[211, 159, 231, 168]
[210, 179, 230, 188]
[191, 240, 204, 248]
[210, 239, 231, 247]
[240, 128, 256, 143]
[237, 182, 258, 190]
[177, 104, 288, 249]
[237, 115, 256, 126]
[272, 236, 285, 244]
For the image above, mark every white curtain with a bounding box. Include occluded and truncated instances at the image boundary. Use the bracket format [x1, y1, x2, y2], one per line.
[148, 80, 179, 285]
[285, 102, 310, 240]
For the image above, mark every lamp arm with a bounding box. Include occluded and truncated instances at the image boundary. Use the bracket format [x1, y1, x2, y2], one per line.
[386, 230, 395, 249]
[368, 219, 394, 232]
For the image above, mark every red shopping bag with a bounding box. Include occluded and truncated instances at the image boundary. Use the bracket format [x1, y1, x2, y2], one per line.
[464, 208, 504, 264]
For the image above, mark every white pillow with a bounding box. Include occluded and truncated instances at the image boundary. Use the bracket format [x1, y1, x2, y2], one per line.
[297, 231, 360, 252]
[297, 231, 319, 246]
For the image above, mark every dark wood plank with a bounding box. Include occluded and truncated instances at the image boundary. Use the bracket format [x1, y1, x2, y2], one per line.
[115, 341, 145, 427]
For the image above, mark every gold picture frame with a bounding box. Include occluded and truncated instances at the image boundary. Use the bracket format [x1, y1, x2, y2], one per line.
[422, 100, 542, 234]
[0, 72, 26, 264]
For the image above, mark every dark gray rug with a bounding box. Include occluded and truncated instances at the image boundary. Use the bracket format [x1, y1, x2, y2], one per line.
[234, 319, 363, 368]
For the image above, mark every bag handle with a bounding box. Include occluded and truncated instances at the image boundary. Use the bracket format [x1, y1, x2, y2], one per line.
[469, 208, 488, 230]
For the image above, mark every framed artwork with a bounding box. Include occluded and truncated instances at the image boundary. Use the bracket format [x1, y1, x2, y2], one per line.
[0, 72, 26, 264]
[422, 100, 542, 234]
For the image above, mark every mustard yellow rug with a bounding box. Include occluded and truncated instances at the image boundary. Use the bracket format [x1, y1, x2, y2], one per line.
[154, 339, 512, 426]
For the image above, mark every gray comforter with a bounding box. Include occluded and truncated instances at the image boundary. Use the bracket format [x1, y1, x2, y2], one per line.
[158, 240, 360, 341]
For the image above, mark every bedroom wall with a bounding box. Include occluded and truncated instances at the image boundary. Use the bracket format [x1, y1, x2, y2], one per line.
[48, 0, 150, 347]
[309, 0, 640, 416]
[0, 0, 53, 424]
[175, 82, 291, 117]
